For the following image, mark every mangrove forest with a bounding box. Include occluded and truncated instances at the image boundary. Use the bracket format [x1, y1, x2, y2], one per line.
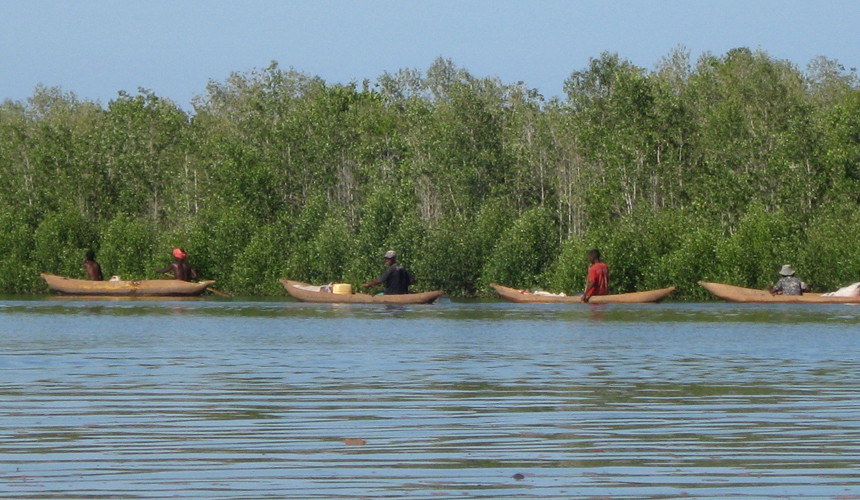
[2, 47, 860, 298]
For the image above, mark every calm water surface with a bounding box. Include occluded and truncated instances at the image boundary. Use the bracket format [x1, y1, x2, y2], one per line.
[1, 297, 860, 499]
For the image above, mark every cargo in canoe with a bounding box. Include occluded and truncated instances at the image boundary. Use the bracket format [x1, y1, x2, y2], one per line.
[491, 283, 675, 304]
[280, 279, 443, 304]
[698, 281, 860, 303]
[41, 273, 215, 297]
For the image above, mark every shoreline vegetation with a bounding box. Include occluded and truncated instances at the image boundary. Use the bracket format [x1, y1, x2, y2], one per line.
[2, 47, 860, 299]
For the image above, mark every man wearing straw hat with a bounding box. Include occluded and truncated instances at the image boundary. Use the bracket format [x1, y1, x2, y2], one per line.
[767, 264, 809, 296]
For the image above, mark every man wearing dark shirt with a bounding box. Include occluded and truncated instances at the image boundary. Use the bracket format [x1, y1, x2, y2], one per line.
[363, 250, 414, 295]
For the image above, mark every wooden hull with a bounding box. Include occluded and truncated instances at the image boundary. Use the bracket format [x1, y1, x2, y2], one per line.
[491, 284, 675, 304]
[42, 273, 215, 297]
[699, 281, 860, 303]
[281, 279, 443, 304]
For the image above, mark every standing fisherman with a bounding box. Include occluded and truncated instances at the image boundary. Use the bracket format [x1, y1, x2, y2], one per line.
[582, 249, 609, 303]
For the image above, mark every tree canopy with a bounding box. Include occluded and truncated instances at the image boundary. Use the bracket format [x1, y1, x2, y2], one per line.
[2, 49, 860, 298]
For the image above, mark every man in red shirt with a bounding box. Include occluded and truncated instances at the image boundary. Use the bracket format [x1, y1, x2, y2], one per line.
[582, 249, 609, 303]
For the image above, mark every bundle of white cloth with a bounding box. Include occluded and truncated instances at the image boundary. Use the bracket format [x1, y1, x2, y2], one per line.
[823, 282, 860, 297]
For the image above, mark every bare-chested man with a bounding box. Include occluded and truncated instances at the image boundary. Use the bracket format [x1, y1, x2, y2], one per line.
[83, 250, 103, 281]
[156, 248, 198, 281]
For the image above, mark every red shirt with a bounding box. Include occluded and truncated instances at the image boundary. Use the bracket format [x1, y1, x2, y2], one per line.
[586, 261, 609, 296]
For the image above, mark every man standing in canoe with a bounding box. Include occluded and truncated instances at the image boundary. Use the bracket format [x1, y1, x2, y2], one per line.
[363, 250, 414, 295]
[767, 264, 809, 296]
[156, 248, 199, 281]
[582, 249, 609, 303]
[83, 250, 103, 281]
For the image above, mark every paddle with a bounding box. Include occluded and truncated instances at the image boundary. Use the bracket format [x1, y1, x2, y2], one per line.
[207, 287, 232, 297]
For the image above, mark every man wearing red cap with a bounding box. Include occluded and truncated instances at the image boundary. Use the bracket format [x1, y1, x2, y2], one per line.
[156, 248, 199, 281]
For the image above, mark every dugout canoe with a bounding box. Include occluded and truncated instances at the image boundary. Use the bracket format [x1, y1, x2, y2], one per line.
[41, 273, 215, 297]
[490, 283, 676, 304]
[280, 279, 444, 304]
[698, 281, 860, 304]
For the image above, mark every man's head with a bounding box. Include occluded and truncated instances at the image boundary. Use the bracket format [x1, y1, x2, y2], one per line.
[383, 250, 397, 264]
[85, 250, 96, 262]
[779, 264, 796, 277]
[587, 249, 601, 263]
[173, 248, 188, 260]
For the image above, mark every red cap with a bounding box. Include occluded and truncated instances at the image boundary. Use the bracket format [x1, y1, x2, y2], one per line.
[173, 248, 187, 259]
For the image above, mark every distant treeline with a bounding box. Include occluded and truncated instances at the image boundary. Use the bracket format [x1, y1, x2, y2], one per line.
[2, 47, 860, 298]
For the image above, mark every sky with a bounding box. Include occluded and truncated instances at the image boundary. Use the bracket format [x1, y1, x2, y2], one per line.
[1, 0, 859, 110]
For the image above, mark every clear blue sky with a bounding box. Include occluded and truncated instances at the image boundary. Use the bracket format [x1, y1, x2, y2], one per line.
[1, 0, 858, 110]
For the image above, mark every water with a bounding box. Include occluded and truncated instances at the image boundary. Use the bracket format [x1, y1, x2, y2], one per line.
[2, 298, 860, 499]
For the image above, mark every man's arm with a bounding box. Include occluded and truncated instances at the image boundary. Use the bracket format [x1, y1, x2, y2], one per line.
[155, 263, 176, 275]
[364, 266, 391, 288]
[582, 264, 597, 302]
[768, 280, 783, 295]
[363, 278, 381, 288]
[582, 280, 596, 303]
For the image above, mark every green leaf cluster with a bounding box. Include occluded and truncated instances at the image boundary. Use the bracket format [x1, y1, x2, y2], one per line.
[0, 51, 859, 298]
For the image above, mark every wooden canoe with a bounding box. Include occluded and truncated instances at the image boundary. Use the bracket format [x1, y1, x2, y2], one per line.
[491, 283, 676, 304]
[41, 273, 215, 297]
[699, 281, 860, 303]
[280, 279, 444, 304]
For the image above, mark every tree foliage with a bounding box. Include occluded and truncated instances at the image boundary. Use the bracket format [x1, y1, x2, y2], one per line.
[1, 51, 860, 298]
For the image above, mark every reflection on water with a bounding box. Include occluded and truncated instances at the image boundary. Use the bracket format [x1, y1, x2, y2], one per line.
[1, 299, 860, 499]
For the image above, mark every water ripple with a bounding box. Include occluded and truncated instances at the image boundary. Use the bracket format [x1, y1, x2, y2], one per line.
[1, 301, 860, 498]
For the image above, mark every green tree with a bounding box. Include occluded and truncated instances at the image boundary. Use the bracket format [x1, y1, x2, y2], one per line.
[482, 206, 558, 290]
[32, 211, 97, 280]
[98, 214, 156, 279]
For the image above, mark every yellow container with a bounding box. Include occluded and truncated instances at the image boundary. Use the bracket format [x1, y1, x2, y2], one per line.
[332, 283, 353, 295]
